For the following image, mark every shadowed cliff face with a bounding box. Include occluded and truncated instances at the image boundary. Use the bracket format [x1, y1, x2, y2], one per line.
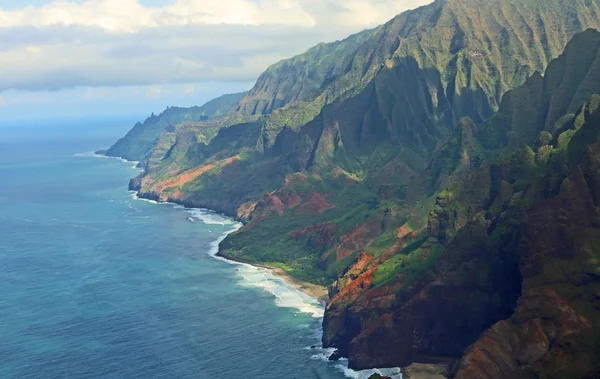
[322, 31, 600, 375]
[452, 105, 600, 379]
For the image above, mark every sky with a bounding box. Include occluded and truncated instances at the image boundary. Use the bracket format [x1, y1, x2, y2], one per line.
[0, 0, 432, 124]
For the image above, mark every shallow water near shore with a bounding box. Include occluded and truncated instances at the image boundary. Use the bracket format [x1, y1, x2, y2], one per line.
[0, 122, 402, 379]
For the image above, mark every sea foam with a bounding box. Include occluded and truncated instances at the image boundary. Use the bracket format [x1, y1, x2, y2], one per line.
[186, 208, 232, 226]
[234, 265, 324, 318]
[74, 151, 141, 170]
[129, 192, 169, 205]
[189, 212, 325, 318]
[336, 365, 403, 379]
[130, 189, 402, 377]
[309, 347, 403, 378]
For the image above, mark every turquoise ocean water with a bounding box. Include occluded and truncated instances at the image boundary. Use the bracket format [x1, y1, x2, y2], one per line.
[0, 121, 402, 379]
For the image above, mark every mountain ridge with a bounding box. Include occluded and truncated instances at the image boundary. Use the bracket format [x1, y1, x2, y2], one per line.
[102, 91, 246, 161]
[106, 0, 600, 377]
[324, 28, 600, 375]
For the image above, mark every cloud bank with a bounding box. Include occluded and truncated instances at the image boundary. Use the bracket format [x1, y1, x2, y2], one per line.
[0, 0, 432, 92]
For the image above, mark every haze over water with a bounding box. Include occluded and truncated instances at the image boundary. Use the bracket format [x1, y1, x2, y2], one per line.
[0, 121, 401, 379]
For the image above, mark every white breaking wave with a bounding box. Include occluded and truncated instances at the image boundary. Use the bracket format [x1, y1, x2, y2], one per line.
[186, 208, 233, 226]
[309, 347, 337, 362]
[336, 365, 403, 379]
[206, 225, 243, 259]
[74, 152, 141, 170]
[73, 151, 101, 158]
[198, 220, 324, 317]
[309, 348, 403, 378]
[234, 265, 324, 318]
[131, 192, 402, 377]
[129, 192, 169, 205]
[186, 210, 325, 318]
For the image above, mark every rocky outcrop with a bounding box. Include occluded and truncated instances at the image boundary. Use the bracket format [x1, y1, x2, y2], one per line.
[368, 375, 392, 379]
[323, 99, 600, 377]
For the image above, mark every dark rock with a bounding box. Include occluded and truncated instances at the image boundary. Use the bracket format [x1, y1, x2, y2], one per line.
[328, 350, 343, 361]
[368, 375, 392, 379]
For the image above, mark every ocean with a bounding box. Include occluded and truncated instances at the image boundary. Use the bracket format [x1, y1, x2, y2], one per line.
[0, 120, 402, 379]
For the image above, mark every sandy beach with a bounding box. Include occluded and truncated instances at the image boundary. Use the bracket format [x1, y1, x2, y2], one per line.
[257, 264, 330, 304]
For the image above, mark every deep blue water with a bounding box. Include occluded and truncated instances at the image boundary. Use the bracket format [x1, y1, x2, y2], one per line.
[0, 121, 402, 379]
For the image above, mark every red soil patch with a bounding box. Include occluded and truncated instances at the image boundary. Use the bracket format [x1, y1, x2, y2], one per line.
[330, 267, 377, 305]
[263, 194, 286, 216]
[334, 216, 382, 261]
[397, 223, 414, 239]
[153, 156, 239, 193]
[294, 193, 336, 215]
[154, 164, 215, 193]
[351, 251, 373, 269]
[280, 193, 303, 209]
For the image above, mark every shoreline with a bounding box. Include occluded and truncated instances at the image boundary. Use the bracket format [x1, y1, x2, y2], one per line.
[92, 152, 408, 378]
[215, 250, 330, 305]
[251, 263, 329, 304]
[127, 184, 330, 305]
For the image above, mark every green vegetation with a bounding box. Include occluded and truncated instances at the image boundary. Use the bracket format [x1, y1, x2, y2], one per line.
[118, 5, 600, 286]
[372, 239, 442, 287]
[107, 1, 600, 374]
[103, 92, 246, 161]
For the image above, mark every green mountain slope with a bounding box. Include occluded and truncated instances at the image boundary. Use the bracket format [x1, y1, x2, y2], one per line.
[138, 0, 600, 181]
[224, 29, 379, 123]
[236, 0, 600, 151]
[323, 29, 600, 376]
[127, 0, 600, 283]
[103, 91, 246, 161]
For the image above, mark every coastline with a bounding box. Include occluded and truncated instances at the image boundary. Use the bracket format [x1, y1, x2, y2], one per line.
[215, 246, 330, 304]
[252, 264, 329, 304]
[93, 152, 407, 378]
[128, 184, 330, 305]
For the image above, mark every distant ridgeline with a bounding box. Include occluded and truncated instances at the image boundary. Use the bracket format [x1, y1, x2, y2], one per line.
[108, 0, 600, 377]
[100, 91, 246, 162]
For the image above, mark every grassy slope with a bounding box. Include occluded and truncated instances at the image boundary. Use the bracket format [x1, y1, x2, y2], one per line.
[321, 30, 600, 373]
[129, 0, 600, 286]
[210, 1, 600, 283]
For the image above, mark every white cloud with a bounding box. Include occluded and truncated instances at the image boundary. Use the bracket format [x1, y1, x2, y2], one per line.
[0, 0, 433, 92]
[0, 0, 315, 31]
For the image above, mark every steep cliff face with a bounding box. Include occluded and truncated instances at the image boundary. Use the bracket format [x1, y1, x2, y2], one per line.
[451, 101, 600, 379]
[225, 29, 379, 122]
[323, 31, 600, 376]
[237, 0, 600, 157]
